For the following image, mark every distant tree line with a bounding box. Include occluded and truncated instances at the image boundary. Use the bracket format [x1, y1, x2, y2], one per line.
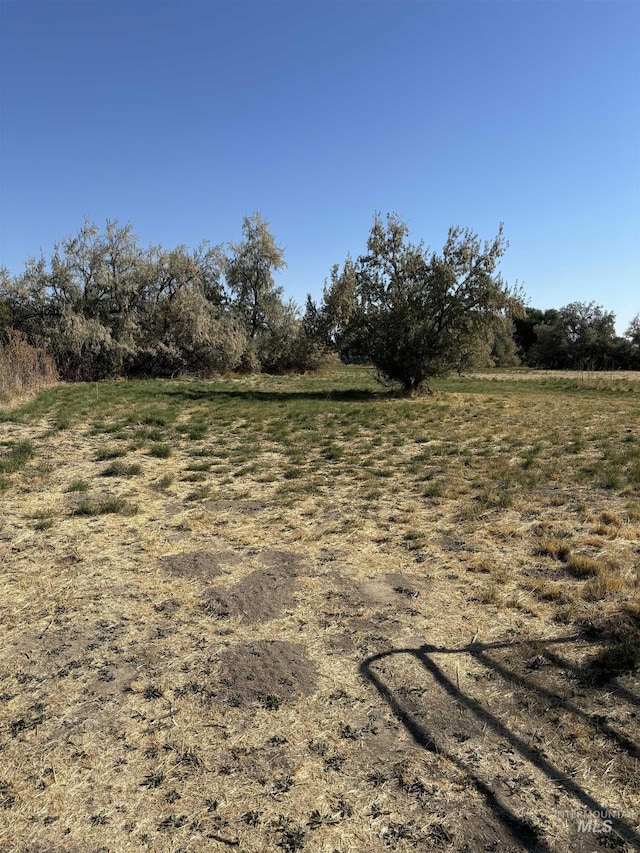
[512, 303, 640, 370]
[1, 213, 638, 388]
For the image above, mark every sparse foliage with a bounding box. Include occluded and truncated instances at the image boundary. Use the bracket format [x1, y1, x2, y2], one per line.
[226, 213, 287, 342]
[225, 213, 325, 373]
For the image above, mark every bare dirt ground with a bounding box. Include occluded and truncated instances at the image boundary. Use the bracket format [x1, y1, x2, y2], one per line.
[0, 369, 638, 852]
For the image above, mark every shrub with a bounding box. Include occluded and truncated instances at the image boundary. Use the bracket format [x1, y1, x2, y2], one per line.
[149, 443, 172, 459]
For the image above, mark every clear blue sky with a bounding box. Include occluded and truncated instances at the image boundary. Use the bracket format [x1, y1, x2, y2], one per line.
[1, 0, 639, 334]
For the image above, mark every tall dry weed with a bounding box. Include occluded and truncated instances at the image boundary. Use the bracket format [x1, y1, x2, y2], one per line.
[0, 329, 57, 403]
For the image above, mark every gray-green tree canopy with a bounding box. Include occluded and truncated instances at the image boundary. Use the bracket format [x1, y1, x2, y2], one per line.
[334, 214, 522, 393]
[0, 218, 244, 380]
[226, 213, 287, 341]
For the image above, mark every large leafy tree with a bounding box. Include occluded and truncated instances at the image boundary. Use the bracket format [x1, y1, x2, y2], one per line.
[627, 314, 640, 349]
[344, 214, 521, 393]
[621, 315, 640, 369]
[134, 241, 243, 376]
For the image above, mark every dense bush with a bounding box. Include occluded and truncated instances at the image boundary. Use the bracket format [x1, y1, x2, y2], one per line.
[0, 216, 318, 380]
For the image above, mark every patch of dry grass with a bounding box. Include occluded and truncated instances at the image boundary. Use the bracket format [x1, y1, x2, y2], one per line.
[0, 330, 57, 406]
[0, 367, 639, 851]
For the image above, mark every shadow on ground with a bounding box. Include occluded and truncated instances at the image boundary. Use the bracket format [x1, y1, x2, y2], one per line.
[361, 634, 640, 852]
[162, 385, 385, 404]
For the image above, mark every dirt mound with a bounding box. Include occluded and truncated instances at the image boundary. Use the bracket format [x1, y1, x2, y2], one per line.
[203, 568, 298, 623]
[202, 549, 303, 623]
[203, 498, 267, 516]
[158, 550, 241, 580]
[432, 534, 478, 553]
[218, 640, 318, 708]
[258, 549, 304, 573]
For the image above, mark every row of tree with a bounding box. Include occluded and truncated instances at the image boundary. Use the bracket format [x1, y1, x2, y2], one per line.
[1, 213, 638, 392]
[0, 214, 323, 381]
[513, 304, 640, 370]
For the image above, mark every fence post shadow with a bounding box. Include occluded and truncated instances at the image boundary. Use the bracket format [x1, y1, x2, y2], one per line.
[468, 644, 640, 759]
[360, 636, 640, 851]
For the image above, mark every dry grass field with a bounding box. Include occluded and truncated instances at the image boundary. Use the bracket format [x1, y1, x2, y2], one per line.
[0, 366, 639, 853]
